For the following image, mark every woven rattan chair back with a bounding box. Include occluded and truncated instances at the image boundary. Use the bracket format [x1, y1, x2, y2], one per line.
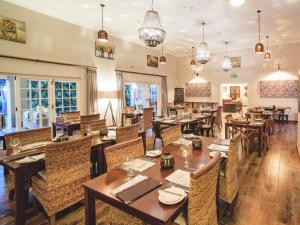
[44, 136, 92, 182]
[116, 123, 140, 143]
[188, 152, 221, 225]
[215, 106, 222, 129]
[80, 114, 100, 122]
[220, 134, 240, 204]
[60, 111, 80, 122]
[142, 107, 153, 131]
[80, 119, 106, 133]
[105, 137, 144, 171]
[160, 125, 182, 146]
[5, 127, 52, 155]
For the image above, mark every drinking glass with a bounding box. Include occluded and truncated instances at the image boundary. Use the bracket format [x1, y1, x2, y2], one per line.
[181, 145, 190, 169]
[86, 124, 91, 134]
[123, 156, 135, 180]
[10, 137, 21, 154]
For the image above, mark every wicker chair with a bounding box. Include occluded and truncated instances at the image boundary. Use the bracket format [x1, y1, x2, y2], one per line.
[60, 111, 80, 122]
[80, 114, 100, 122]
[141, 107, 153, 131]
[160, 125, 182, 146]
[116, 123, 140, 144]
[152, 121, 170, 149]
[214, 106, 223, 130]
[200, 115, 216, 137]
[219, 134, 240, 215]
[5, 127, 52, 199]
[80, 119, 106, 133]
[104, 137, 145, 225]
[174, 152, 221, 225]
[231, 120, 253, 156]
[31, 136, 92, 224]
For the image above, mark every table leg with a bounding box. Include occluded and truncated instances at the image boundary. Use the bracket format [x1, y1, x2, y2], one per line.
[225, 124, 228, 139]
[90, 148, 97, 178]
[258, 127, 262, 157]
[85, 188, 96, 225]
[15, 171, 27, 225]
[52, 122, 57, 138]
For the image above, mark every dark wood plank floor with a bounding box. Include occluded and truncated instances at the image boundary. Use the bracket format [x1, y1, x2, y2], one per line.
[0, 123, 299, 225]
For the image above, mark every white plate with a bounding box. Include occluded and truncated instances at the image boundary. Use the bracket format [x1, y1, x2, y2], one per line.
[158, 187, 186, 205]
[146, 150, 162, 157]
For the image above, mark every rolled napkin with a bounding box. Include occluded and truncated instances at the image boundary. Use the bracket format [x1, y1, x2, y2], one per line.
[209, 151, 227, 158]
[111, 175, 148, 195]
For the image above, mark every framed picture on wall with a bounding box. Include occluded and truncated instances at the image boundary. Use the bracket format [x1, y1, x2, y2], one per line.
[230, 56, 241, 68]
[0, 15, 26, 43]
[147, 55, 158, 68]
[95, 42, 115, 59]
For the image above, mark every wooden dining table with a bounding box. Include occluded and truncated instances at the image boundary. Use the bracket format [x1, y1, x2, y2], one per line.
[225, 119, 266, 157]
[83, 137, 214, 225]
[0, 130, 146, 225]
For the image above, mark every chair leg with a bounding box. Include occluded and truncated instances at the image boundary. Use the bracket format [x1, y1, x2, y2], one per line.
[153, 138, 156, 149]
[206, 129, 209, 137]
[33, 196, 39, 215]
[49, 215, 56, 225]
[8, 190, 15, 200]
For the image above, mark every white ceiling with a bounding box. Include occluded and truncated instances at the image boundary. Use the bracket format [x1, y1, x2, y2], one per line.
[5, 0, 300, 56]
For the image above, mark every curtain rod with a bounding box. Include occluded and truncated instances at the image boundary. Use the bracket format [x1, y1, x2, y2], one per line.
[0, 54, 97, 69]
[115, 69, 166, 77]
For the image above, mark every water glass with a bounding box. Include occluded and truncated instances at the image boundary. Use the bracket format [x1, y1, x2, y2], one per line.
[181, 145, 190, 169]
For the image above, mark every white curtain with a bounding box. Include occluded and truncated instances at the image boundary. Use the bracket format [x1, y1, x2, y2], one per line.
[116, 71, 124, 125]
[161, 76, 168, 116]
[86, 67, 98, 115]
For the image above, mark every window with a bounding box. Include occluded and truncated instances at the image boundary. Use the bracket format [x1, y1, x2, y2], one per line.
[20, 79, 49, 129]
[54, 80, 78, 119]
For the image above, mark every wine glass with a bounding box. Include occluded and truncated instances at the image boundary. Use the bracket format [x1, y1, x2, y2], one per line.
[181, 145, 190, 169]
[86, 124, 91, 134]
[10, 137, 21, 155]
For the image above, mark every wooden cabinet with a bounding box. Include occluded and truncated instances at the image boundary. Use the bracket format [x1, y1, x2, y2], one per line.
[229, 86, 240, 100]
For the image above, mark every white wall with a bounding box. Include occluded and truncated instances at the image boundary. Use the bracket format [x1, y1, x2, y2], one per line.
[178, 42, 300, 121]
[0, 1, 178, 122]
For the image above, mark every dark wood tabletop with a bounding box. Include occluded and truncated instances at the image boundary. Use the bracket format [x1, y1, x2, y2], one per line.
[83, 137, 214, 225]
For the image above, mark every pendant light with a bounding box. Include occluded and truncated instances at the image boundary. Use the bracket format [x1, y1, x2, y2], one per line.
[222, 42, 232, 72]
[264, 35, 271, 60]
[98, 1, 108, 42]
[255, 10, 264, 54]
[159, 44, 166, 64]
[196, 22, 210, 64]
[190, 47, 196, 66]
[139, 0, 166, 47]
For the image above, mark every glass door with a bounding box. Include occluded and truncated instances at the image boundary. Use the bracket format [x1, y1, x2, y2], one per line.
[17, 78, 50, 129]
[124, 82, 158, 114]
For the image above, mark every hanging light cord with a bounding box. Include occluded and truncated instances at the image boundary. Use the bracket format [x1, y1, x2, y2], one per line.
[100, 1, 105, 29]
[151, 0, 154, 10]
[266, 35, 269, 51]
[257, 10, 261, 42]
[202, 23, 205, 42]
[162, 44, 164, 55]
[225, 42, 228, 56]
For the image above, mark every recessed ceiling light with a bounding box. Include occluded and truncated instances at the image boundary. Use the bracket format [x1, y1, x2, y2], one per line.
[230, 0, 245, 6]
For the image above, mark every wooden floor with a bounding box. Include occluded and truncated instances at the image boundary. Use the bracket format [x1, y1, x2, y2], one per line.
[0, 123, 299, 225]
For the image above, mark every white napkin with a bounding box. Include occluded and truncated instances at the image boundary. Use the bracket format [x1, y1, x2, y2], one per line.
[107, 130, 116, 138]
[179, 119, 191, 123]
[173, 138, 192, 146]
[165, 169, 191, 188]
[183, 133, 196, 139]
[209, 151, 227, 158]
[208, 144, 229, 152]
[163, 119, 175, 123]
[133, 159, 156, 172]
[15, 153, 45, 164]
[110, 175, 148, 195]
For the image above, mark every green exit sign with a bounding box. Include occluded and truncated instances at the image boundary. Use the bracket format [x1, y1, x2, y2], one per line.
[230, 73, 238, 79]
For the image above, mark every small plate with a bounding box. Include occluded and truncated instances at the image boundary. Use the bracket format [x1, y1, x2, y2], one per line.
[146, 150, 162, 157]
[158, 187, 186, 205]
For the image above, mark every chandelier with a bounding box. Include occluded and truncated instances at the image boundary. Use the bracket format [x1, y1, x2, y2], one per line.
[159, 44, 166, 64]
[138, 0, 166, 47]
[222, 42, 232, 72]
[196, 22, 210, 64]
[264, 35, 271, 60]
[255, 10, 264, 54]
[98, 1, 108, 42]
